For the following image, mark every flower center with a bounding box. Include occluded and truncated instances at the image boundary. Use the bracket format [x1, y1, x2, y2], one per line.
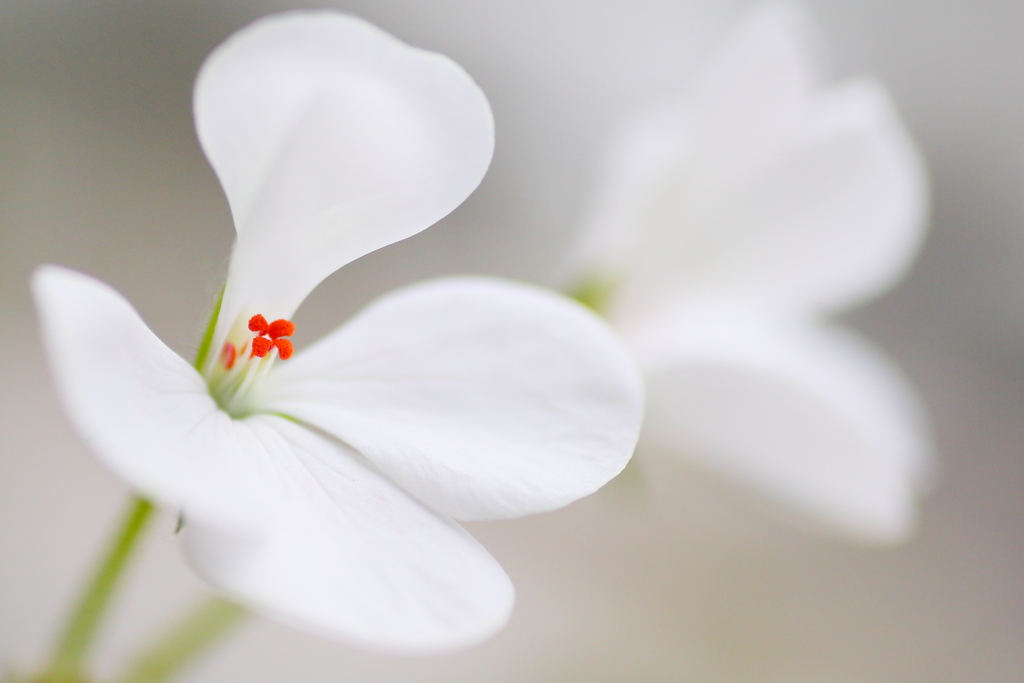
[208, 314, 296, 417]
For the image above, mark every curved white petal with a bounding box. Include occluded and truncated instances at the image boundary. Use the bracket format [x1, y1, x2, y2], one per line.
[579, 4, 926, 318]
[195, 12, 494, 344]
[686, 1, 825, 178]
[184, 415, 513, 654]
[31, 266, 269, 532]
[718, 78, 925, 311]
[570, 3, 823, 283]
[625, 303, 931, 543]
[567, 107, 686, 283]
[255, 277, 644, 521]
[618, 78, 927, 317]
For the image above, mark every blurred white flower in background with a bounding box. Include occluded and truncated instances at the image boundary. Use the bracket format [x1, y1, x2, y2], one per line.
[33, 11, 642, 655]
[571, 2, 932, 543]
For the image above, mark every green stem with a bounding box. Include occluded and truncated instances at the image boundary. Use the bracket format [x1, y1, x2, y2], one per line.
[113, 598, 248, 683]
[41, 497, 155, 683]
[192, 287, 224, 373]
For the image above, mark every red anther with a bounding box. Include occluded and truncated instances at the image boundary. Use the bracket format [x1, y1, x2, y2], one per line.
[273, 338, 294, 360]
[267, 319, 296, 340]
[248, 314, 269, 335]
[250, 336, 273, 358]
[220, 341, 237, 370]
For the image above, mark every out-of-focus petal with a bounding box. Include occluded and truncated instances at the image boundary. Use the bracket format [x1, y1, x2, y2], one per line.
[194, 12, 494, 345]
[31, 266, 268, 532]
[570, 3, 822, 284]
[576, 4, 926, 318]
[255, 277, 644, 522]
[612, 78, 927, 318]
[624, 302, 931, 542]
[686, 1, 824, 178]
[184, 415, 513, 654]
[568, 108, 684, 283]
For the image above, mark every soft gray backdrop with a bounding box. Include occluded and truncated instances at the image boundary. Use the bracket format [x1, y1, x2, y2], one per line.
[1, 1, 1021, 681]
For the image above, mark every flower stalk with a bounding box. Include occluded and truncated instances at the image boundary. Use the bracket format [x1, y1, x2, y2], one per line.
[111, 598, 247, 683]
[37, 497, 155, 683]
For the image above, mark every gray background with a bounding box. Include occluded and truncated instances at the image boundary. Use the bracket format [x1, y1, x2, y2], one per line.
[1, 1, 1021, 681]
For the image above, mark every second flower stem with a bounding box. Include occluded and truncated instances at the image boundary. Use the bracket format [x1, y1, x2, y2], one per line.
[41, 497, 155, 683]
[113, 597, 248, 683]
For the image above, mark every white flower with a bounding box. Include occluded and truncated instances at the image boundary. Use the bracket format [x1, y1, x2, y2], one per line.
[33, 12, 643, 653]
[571, 2, 931, 543]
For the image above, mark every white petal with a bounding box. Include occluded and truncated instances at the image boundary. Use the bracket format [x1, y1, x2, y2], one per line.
[254, 277, 644, 521]
[685, 1, 825, 178]
[625, 303, 931, 542]
[184, 416, 513, 654]
[723, 78, 925, 311]
[194, 12, 494, 341]
[611, 83, 926, 320]
[567, 106, 686, 283]
[580, 4, 926, 317]
[32, 266, 268, 532]
[570, 3, 823, 283]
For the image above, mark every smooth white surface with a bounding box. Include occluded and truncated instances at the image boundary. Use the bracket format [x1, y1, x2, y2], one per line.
[628, 301, 929, 541]
[583, 3, 928, 320]
[185, 416, 514, 654]
[259, 277, 644, 522]
[195, 12, 495, 350]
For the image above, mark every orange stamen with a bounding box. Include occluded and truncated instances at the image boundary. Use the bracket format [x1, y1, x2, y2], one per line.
[220, 341, 237, 370]
[267, 319, 296, 340]
[273, 338, 294, 360]
[248, 314, 269, 335]
[250, 336, 273, 358]
[237, 314, 297, 362]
